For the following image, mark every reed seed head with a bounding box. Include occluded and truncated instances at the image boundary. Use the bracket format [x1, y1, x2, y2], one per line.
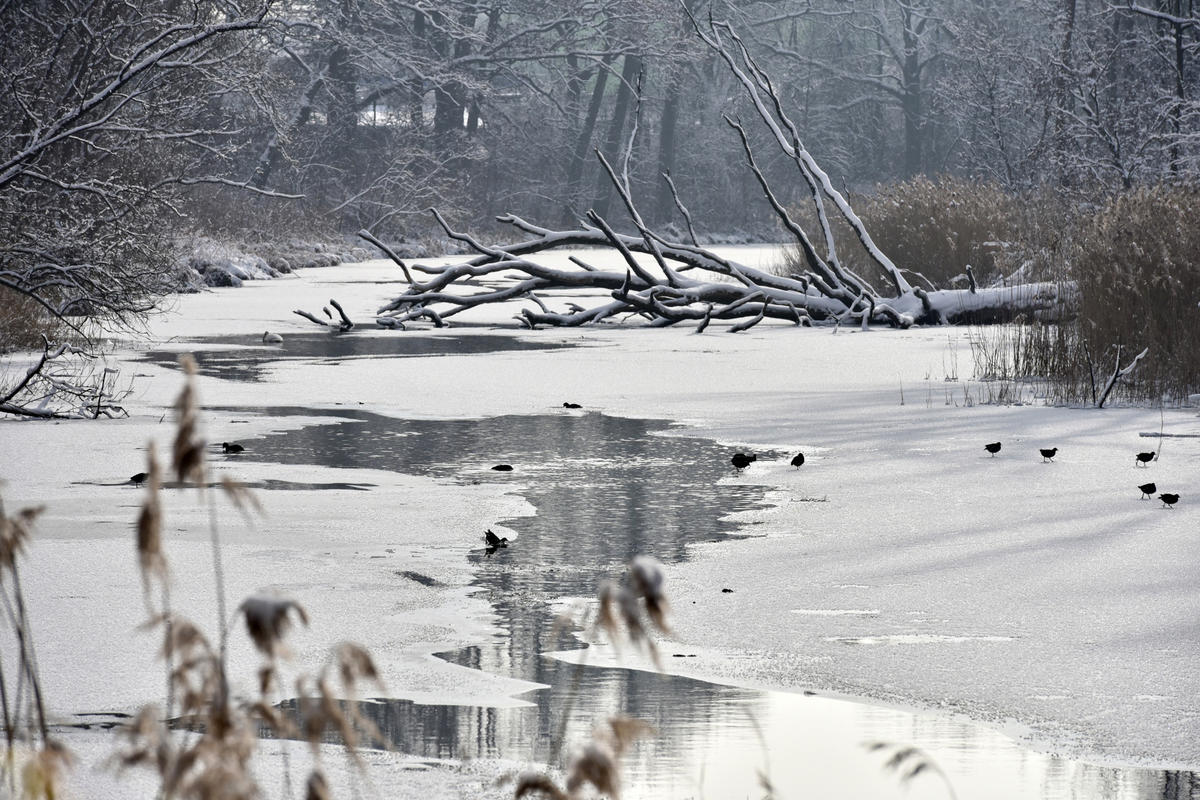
[171, 353, 206, 486]
[305, 770, 332, 800]
[135, 442, 166, 589]
[0, 498, 42, 573]
[513, 772, 569, 800]
[239, 594, 309, 658]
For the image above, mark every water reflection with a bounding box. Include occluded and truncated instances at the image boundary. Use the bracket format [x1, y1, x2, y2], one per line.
[238, 407, 1198, 800]
[138, 331, 572, 382]
[240, 408, 769, 604]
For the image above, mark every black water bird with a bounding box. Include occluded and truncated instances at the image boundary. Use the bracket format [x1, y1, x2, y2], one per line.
[1135, 451, 1155, 467]
[984, 442, 1002, 457]
[562, 402, 582, 409]
[129, 472, 148, 487]
[1039, 447, 1057, 462]
[791, 452, 805, 468]
[1159, 493, 1180, 508]
[222, 442, 245, 454]
[730, 453, 757, 472]
[484, 529, 509, 547]
[1138, 482, 1156, 499]
[491, 464, 513, 471]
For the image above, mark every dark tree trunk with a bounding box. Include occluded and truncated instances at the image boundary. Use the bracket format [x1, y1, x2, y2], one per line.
[561, 54, 614, 226]
[592, 53, 642, 219]
[900, 9, 924, 178]
[1053, 0, 1078, 186]
[655, 65, 683, 223]
[326, 0, 361, 159]
[408, 11, 427, 131]
[327, 43, 359, 145]
[434, 82, 467, 134]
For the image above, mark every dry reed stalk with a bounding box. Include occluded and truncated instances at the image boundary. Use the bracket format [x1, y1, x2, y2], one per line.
[516, 716, 654, 800]
[0, 494, 65, 799]
[866, 740, 959, 800]
[135, 442, 167, 592]
[114, 362, 386, 800]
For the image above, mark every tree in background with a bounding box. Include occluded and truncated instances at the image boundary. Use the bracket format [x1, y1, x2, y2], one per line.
[0, 0, 276, 337]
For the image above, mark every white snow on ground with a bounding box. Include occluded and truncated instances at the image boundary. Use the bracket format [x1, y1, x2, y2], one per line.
[1, 249, 1198, 799]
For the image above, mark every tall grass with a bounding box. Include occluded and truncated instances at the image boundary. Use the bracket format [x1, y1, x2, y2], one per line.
[780, 175, 1075, 290]
[1065, 185, 1200, 404]
[2, 355, 382, 799]
[967, 185, 1200, 405]
[0, 289, 67, 354]
[781, 177, 1200, 405]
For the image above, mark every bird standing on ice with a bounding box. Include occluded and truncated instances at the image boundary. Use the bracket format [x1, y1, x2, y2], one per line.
[791, 452, 805, 468]
[1135, 451, 1155, 466]
[1039, 447, 1057, 462]
[984, 442, 1002, 457]
[730, 453, 756, 472]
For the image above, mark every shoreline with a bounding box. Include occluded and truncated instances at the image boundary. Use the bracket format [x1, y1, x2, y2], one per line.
[4, 254, 1198, 797]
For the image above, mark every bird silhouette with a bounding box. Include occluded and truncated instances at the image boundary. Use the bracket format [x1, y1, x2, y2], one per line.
[730, 453, 757, 472]
[222, 442, 245, 454]
[562, 402, 582, 409]
[1159, 493, 1180, 508]
[262, 331, 283, 344]
[791, 452, 805, 468]
[1138, 482, 1156, 499]
[129, 472, 148, 487]
[484, 529, 509, 547]
[1135, 451, 1155, 466]
[1039, 447, 1057, 462]
[491, 464, 513, 471]
[984, 442, 1002, 457]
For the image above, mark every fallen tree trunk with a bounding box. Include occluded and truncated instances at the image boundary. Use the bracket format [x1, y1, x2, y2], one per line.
[363, 13, 1074, 333]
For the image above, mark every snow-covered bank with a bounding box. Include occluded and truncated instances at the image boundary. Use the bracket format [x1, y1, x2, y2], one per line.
[3, 252, 1198, 797]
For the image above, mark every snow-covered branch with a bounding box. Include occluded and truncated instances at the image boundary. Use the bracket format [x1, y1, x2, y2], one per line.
[358, 13, 1068, 333]
[0, 337, 129, 419]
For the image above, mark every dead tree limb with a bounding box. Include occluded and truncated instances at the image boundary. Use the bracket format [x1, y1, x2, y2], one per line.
[0, 337, 129, 419]
[293, 298, 354, 331]
[1097, 346, 1150, 409]
[358, 14, 1072, 333]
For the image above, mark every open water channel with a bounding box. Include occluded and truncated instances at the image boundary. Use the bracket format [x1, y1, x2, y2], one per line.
[147, 333, 1200, 800]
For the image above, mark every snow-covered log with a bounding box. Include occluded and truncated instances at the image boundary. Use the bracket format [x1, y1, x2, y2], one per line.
[363, 13, 1074, 333]
[1097, 346, 1150, 409]
[0, 337, 128, 419]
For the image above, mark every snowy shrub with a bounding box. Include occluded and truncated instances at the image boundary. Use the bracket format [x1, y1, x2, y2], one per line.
[781, 175, 1040, 290]
[848, 175, 1023, 288]
[183, 240, 280, 288]
[969, 184, 1200, 406]
[0, 287, 65, 352]
[1064, 184, 1200, 404]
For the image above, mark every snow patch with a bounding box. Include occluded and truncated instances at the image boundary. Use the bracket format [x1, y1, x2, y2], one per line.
[790, 608, 881, 617]
[825, 634, 1016, 645]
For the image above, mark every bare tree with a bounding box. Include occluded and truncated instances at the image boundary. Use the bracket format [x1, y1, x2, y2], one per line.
[753, 0, 955, 180]
[0, 0, 275, 417]
[0, 0, 276, 336]
[944, 0, 1200, 191]
[364, 13, 1069, 332]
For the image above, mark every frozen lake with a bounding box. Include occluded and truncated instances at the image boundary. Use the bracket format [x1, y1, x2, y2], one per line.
[3, 250, 1199, 799]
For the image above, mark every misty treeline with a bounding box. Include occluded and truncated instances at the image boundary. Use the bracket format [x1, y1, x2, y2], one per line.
[3, 1, 1198, 269]
[1, 0, 1198, 406]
